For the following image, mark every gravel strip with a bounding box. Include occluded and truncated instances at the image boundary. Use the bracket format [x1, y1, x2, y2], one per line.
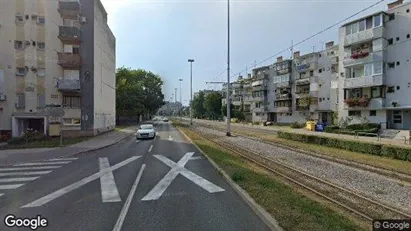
[193, 125, 411, 212]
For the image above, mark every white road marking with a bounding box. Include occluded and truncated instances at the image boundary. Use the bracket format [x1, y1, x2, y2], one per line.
[47, 158, 78, 161]
[0, 184, 24, 190]
[190, 156, 203, 160]
[0, 177, 39, 183]
[168, 135, 174, 141]
[0, 193, 3, 198]
[21, 156, 141, 208]
[99, 158, 121, 203]
[148, 145, 153, 153]
[112, 164, 146, 231]
[0, 171, 52, 177]
[15, 161, 71, 166]
[141, 152, 224, 201]
[136, 140, 140, 143]
[0, 166, 61, 171]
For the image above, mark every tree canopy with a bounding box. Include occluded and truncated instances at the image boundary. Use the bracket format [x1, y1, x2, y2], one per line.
[191, 92, 206, 119]
[204, 92, 222, 120]
[116, 67, 164, 118]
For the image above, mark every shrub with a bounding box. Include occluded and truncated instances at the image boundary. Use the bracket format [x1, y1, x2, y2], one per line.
[7, 137, 25, 145]
[324, 125, 339, 133]
[346, 123, 379, 131]
[290, 122, 305, 129]
[277, 131, 411, 161]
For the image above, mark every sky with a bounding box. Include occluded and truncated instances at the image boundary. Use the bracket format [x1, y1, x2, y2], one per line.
[100, 0, 389, 105]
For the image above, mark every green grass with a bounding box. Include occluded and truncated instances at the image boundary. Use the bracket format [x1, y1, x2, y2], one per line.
[180, 127, 364, 231]
[0, 136, 91, 149]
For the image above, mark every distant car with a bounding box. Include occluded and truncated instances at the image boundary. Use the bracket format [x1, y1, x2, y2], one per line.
[136, 124, 156, 139]
[163, 118, 169, 122]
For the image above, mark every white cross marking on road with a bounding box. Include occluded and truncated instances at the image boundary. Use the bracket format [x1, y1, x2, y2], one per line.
[141, 152, 225, 201]
[168, 135, 174, 141]
[21, 156, 141, 208]
[99, 158, 121, 203]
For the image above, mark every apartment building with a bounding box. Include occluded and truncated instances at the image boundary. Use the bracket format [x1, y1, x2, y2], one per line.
[338, 0, 411, 130]
[0, 0, 116, 138]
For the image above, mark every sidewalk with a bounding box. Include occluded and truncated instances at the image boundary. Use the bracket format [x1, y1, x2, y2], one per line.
[190, 118, 411, 148]
[0, 125, 138, 166]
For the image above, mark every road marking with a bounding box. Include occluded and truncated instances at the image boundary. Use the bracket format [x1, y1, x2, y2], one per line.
[47, 158, 78, 161]
[0, 177, 39, 183]
[190, 156, 203, 160]
[168, 135, 174, 141]
[148, 145, 153, 153]
[99, 158, 121, 203]
[0, 184, 24, 190]
[0, 193, 3, 198]
[15, 161, 71, 166]
[136, 140, 140, 143]
[0, 171, 52, 177]
[112, 164, 146, 231]
[0, 166, 61, 171]
[141, 152, 224, 201]
[21, 156, 141, 208]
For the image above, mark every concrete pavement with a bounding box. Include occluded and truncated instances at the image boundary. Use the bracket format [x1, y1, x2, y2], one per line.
[0, 125, 139, 166]
[0, 121, 272, 231]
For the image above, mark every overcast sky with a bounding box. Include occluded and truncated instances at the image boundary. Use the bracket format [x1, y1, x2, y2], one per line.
[100, 0, 388, 105]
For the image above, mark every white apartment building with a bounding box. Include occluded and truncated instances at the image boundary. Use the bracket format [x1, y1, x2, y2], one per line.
[0, 0, 116, 138]
[338, 0, 411, 130]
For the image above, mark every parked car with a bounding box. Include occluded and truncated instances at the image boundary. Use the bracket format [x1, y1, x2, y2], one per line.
[136, 124, 156, 139]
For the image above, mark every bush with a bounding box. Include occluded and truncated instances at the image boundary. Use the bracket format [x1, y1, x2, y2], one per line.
[324, 125, 339, 133]
[7, 137, 25, 145]
[346, 123, 380, 131]
[290, 122, 305, 129]
[277, 131, 411, 161]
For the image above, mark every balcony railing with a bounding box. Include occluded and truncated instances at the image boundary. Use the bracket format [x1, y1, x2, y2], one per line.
[344, 27, 383, 46]
[58, 0, 81, 18]
[59, 26, 81, 42]
[253, 107, 267, 112]
[296, 106, 310, 111]
[343, 74, 384, 89]
[252, 85, 267, 91]
[274, 106, 292, 113]
[295, 61, 318, 72]
[252, 96, 265, 102]
[344, 97, 385, 109]
[56, 79, 80, 92]
[275, 81, 292, 88]
[57, 53, 82, 68]
[295, 78, 310, 86]
[275, 93, 292, 101]
[342, 50, 383, 67]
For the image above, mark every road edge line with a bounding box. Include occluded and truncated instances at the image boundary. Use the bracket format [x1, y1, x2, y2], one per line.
[176, 126, 283, 231]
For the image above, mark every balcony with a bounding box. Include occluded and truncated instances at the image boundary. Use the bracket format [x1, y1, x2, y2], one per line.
[277, 68, 291, 75]
[295, 61, 318, 72]
[59, 26, 81, 43]
[56, 79, 80, 92]
[343, 74, 384, 89]
[344, 27, 383, 46]
[252, 85, 267, 91]
[275, 93, 292, 101]
[253, 107, 267, 112]
[57, 53, 82, 68]
[58, 0, 81, 18]
[275, 106, 292, 113]
[296, 106, 310, 111]
[295, 77, 310, 86]
[342, 50, 383, 67]
[275, 81, 292, 88]
[252, 96, 265, 102]
[344, 97, 385, 109]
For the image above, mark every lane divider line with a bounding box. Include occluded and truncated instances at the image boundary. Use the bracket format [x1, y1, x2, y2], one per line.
[148, 145, 153, 153]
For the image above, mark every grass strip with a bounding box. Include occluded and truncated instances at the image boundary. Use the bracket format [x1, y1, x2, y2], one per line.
[179, 126, 364, 231]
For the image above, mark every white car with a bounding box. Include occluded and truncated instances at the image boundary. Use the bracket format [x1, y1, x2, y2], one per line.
[136, 124, 156, 139]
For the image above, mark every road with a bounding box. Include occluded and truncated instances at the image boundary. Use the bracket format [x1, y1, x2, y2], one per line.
[0, 122, 270, 231]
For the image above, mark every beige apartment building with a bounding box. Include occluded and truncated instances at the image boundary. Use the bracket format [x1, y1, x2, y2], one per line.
[0, 0, 116, 138]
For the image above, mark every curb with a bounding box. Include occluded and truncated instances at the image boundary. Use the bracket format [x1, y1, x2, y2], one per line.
[176, 126, 283, 231]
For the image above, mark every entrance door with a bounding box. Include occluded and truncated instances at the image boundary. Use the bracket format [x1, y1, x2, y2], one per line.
[392, 110, 402, 129]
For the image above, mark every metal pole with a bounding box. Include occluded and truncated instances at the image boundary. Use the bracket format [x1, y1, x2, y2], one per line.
[60, 116, 63, 146]
[226, 0, 231, 136]
[188, 59, 194, 125]
[179, 79, 183, 119]
[174, 88, 177, 103]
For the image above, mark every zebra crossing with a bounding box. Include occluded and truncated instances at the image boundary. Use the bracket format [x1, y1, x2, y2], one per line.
[0, 157, 78, 198]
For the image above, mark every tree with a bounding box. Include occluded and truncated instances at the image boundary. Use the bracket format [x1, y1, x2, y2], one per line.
[116, 67, 165, 121]
[204, 92, 222, 120]
[221, 103, 235, 117]
[191, 92, 206, 118]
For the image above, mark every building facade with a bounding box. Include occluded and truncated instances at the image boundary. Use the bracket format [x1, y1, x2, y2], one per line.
[0, 0, 116, 138]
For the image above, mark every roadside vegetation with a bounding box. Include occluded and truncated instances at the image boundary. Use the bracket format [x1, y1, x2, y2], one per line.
[2, 135, 90, 150]
[176, 123, 364, 231]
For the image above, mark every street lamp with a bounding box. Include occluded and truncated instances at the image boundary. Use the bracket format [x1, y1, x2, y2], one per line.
[188, 59, 194, 125]
[179, 78, 183, 119]
[226, 0, 231, 136]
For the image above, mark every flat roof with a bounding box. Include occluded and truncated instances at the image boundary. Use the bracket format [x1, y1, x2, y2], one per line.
[341, 11, 387, 28]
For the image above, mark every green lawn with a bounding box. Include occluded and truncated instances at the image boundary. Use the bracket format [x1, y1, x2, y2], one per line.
[179, 127, 365, 231]
[0, 136, 91, 149]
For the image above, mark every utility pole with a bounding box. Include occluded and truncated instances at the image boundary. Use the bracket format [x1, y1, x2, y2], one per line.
[188, 59, 194, 125]
[179, 78, 183, 119]
[226, 0, 231, 136]
[174, 88, 177, 103]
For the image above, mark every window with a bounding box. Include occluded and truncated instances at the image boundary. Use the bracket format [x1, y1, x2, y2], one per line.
[396, 37, 400, 41]
[345, 24, 352, 35]
[388, 13, 395, 21]
[373, 38, 383, 51]
[393, 110, 402, 124]
[37, 16, 45, 24]
[37, 68, 45, 76]
[15, 15, 24, 22]
[348, 111, 361, 117]
[16, 94, 25, 108]
[73, 46, 80, 54]
[37, 42, 45, 50]
[396, 61, 400, 66]
[310, 70, 314, 76]
[62, 96, 80, 108]
[14, 40, 24, 49]
[364, 63, 373, 76]
[387, 86, 395, 93]
[366, 17, 373, 29]
[63, 118, 81, 126]
[397, 86, 400, 90]
[407, 9, 410, 13]
[359, 20, 365, 31]
[16, 68, 26, 76]
[371, 87, 382, 98]
[31, 15, 37, 20]
[369, 110, 376, 116]
[318, 69, 322, 73]
[388, 38, 393, 45]
[374, 14, 382, 27]
[407, 34, 410, 39]
[387, 62, 395, 68]
[37, 94, 45, 108]
[373, 62, 382, 74]
[351, 22, 358, 34]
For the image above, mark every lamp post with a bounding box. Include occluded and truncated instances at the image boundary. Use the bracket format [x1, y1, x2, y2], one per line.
[179, 78, 183, 119]
[226, 0, 231, 136]
[188, 59, 194, 125]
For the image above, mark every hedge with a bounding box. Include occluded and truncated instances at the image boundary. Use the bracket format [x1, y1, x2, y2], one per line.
[277, 131, 411, 162]
[290, 122, 305, 129]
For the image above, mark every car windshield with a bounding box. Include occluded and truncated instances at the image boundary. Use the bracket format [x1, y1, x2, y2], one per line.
[140, 125, 153, 130]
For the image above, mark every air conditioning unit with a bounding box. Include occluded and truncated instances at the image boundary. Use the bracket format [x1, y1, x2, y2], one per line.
[80, 17, 86, 23]
[0, 94, 6, 101]
[25, 41, 31, 46]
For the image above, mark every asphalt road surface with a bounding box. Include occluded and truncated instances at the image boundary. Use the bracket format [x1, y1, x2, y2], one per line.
[0, 122, 270, 231]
